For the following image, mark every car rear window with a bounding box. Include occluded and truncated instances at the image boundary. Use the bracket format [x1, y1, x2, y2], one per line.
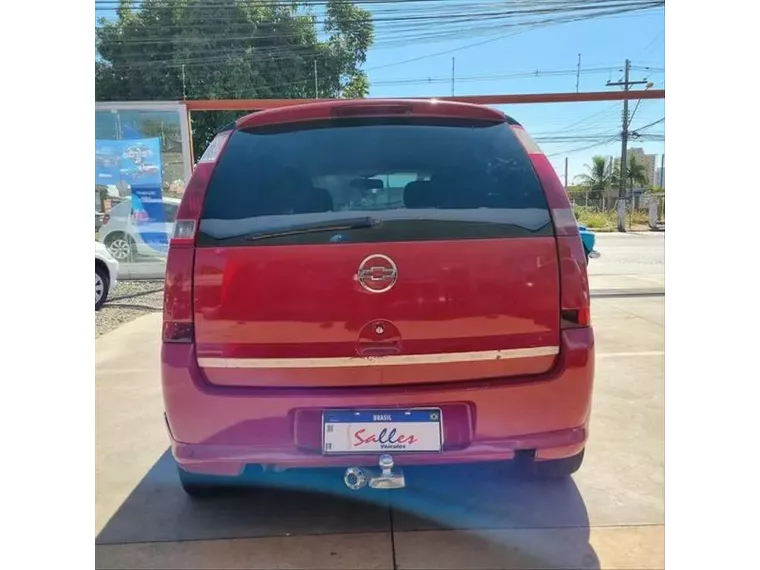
[198, 117, 552, 245]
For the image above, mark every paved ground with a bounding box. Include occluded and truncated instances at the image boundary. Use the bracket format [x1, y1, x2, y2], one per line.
[95, 234, 664, 569]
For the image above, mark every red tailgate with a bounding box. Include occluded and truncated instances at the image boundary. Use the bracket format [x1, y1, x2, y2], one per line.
[193, 237, 560, 387]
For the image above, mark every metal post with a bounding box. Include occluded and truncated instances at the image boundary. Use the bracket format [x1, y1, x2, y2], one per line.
[451, 57, 455, 96]
[314, 60, 318, 99]
[576, 53, 581, 93]
[181, 64, 187, 100]
[564, 156, 569, 189]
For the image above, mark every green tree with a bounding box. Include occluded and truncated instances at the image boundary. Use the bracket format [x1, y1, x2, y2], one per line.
[96, 0, 374, 155]
[612, 155, 650, 191]
[341, 71, 369, 98]
[624, 155, 649, 189]
[573, 155, 612, 199]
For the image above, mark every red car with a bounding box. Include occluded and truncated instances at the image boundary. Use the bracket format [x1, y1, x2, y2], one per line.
[161, 99, 594, 497]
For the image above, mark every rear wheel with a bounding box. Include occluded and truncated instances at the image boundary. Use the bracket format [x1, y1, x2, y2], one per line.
[105, 232, 136, 261]
[521, 449, 585, 480]
[95, 264, 110, 311]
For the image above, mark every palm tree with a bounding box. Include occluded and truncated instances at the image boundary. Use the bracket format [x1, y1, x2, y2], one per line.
[625, 155, 649, 189]
[612, 155, 649, 192]
[574, 155, 612, 199]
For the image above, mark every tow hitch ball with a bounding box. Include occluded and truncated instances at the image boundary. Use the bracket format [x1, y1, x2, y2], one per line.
[344, 454, 405, 490]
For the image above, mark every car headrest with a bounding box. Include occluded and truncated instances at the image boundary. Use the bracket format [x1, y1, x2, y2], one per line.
[308, 187, 334, 213]
[404, 180, 437, 209]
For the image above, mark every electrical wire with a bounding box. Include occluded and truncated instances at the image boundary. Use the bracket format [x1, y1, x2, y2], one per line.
[100, 10, 662, 71]
[96, 1, 665, 70]
[631, 117, 664, 131]
[544, 136, 620, 158]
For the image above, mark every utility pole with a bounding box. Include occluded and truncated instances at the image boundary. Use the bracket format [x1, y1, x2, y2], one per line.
[181, 64, 187, 100]
[575, 53, 581, 93]
[314, 60, 319, 99]
[607, 59, 650, 231]
[451, 57, 456, 96]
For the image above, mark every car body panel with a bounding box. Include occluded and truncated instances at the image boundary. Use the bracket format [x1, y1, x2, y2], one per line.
[95, 241, 119, 288]
[577, 224, 597, 257]
[161, 98, 594, 474]
[99, 197, 180, 258]
[162, 327, 593, 475]
[193, 237, 561, 388]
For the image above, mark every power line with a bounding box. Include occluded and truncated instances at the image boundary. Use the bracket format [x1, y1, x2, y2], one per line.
[96, 1, 666, 70]
[631, 117, 664, 132]
[173, 68, 661, 100]
[533, 101, 621, 134]
[100, 11, 665, 71]
[369, 66, 647, 86]
[94, 0, 664, 8]
[545, 136, 619, 158]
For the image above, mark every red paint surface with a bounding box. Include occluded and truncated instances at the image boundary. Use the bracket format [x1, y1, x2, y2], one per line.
[162, 327, 593, 474]
[161, 98, 595, 474]
[193, 238, 561, 387]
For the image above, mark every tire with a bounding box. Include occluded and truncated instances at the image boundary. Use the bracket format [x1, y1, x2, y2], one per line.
[104, 232, 136, 262]
[177, 466, 242, 499]
[522, 449, 585, 480]
[95, 264, 110, 311]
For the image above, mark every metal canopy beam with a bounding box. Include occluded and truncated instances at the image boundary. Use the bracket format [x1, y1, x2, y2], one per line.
[182, 89, 665, 112]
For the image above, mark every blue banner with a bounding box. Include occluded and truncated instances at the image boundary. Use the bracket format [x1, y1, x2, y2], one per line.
[96, 137, 167, 256]
[95, 137, 163, 188]
[131, 185, 168, 255]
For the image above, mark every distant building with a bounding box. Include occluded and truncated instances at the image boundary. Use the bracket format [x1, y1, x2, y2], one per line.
[613, 148, 658, 187]
[655, 166, 665, 187]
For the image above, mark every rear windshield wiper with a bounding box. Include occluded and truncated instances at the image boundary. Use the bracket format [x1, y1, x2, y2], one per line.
[242, 216, 381, 242]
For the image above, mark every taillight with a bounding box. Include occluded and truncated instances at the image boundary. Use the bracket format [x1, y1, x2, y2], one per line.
[162, 248, 195, 343]
[170, 130, 231, 247]
[512, 124, 591, 329]
[561, 308, 591, 328]
[163, 130, 231, 343]
[131, 210, 149, 224]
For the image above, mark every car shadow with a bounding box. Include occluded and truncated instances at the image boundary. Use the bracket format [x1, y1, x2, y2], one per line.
[385, 462, 600, 569]
[97, 450, 598, 569]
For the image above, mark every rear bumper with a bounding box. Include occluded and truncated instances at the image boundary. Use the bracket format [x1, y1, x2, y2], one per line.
[95, 249, 120, 288]
[105, 257, 119, 289]
[162, 328, 594, 476]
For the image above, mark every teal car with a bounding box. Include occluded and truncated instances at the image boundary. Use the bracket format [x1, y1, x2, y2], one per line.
[578, 224, 600, 260]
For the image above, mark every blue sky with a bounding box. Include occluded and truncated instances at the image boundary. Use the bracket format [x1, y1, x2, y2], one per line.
[95, 1, 665, 182]
[361, 4, 665, 181]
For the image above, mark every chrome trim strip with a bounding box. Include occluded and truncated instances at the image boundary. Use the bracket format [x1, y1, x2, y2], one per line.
[198, 346, 559, 369]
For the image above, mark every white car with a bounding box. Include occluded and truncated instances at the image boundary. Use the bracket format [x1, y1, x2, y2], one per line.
[95, 241, 119, 311]
[98, 197, 179, 261]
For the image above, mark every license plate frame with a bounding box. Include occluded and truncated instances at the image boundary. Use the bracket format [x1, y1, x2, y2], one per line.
[321, 408, 443, 455]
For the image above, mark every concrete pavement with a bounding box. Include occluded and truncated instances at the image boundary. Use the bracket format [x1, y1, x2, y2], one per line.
[96, 233, 665, 569]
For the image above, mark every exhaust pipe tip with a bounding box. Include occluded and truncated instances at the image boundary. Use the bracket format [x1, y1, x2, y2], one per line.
[344, 467, 368, 490]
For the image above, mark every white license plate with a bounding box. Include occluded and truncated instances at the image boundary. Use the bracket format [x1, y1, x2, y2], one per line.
[322, 408, 442, 454]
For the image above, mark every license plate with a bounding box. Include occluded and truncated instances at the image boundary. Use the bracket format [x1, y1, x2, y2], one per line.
[322, 408, 442, 454]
